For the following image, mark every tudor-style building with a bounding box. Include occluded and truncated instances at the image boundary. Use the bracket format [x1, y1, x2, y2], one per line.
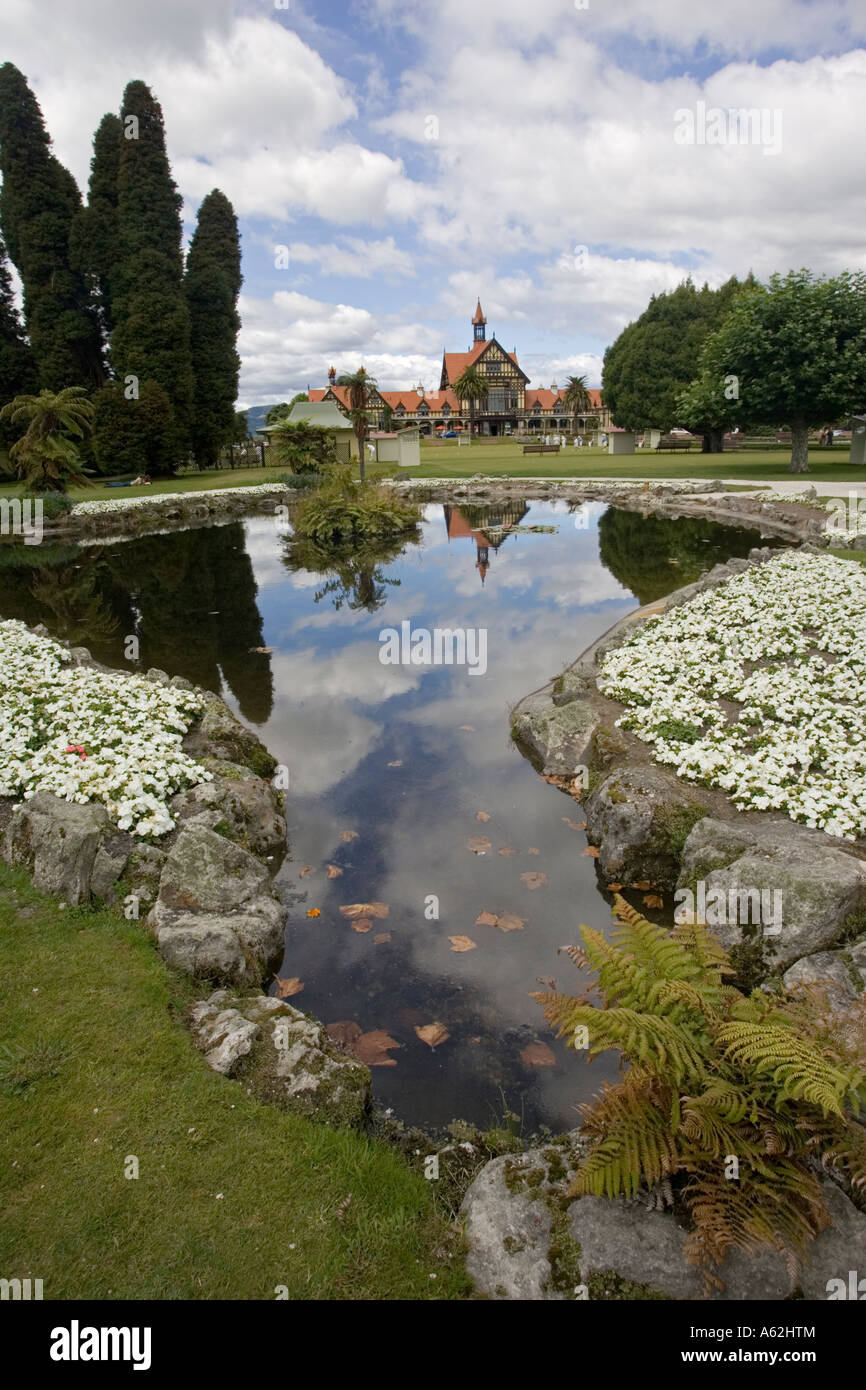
[308, 301, 609, 436]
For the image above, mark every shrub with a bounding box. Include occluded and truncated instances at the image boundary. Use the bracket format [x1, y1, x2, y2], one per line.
[38, 493, 73, 520]
[539, 899, 866, 1290]
[271, 420, 338, 473]
[292, 472, 420, 546]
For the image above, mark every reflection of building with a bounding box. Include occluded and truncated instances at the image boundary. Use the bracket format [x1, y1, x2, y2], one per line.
[307, 302, 609, 437]
[443, 502, 530, 583]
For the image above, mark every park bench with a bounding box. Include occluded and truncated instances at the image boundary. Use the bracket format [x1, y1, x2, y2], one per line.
[655, 438, 693, 451]
[523, 443, 561, 454]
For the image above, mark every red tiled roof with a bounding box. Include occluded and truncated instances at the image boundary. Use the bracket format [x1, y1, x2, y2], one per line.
[472, 299, 486, 325]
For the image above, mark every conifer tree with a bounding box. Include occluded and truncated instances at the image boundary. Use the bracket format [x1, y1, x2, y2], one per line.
[110, 80, 194, 458]
[0, 63, 104, 389]
[0, 237, 37, 441]
[184, 189, 242, 468]
[70, 112, 122, 339]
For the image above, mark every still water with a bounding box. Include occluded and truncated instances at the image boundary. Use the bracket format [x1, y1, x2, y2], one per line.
[0, 500, 778, 1132]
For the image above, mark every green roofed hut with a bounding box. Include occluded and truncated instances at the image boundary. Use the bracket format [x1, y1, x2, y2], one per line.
[263, 400, 359, 463]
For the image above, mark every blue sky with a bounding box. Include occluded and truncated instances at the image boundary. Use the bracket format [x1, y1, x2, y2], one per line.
[5, 0, 866, 405]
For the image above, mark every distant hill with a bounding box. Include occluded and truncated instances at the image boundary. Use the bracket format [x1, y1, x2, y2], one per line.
[240, 404, 276, 436]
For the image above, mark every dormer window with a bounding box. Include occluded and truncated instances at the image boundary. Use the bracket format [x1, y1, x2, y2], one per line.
[417, 402, 430, 415]
[396, 404, 405, 417]
[442, 403, 450, 416]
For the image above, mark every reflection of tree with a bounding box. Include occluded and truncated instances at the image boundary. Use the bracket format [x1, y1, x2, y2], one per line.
[30, 560, 121, 649]
[0, 545, 132, 655]
[597, 507, 775, 605]
[0, 525, 275, 724]
[104, 524, 274, 723]
[283, 532, 413, 613]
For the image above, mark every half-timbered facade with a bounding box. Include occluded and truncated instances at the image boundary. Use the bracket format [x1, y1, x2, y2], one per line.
[308, 301, 609, 436]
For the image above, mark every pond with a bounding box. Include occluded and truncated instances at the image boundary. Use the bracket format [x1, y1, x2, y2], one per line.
[0, 500, 782, 1133]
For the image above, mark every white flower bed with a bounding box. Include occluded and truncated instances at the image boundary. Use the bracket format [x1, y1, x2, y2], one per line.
[71, 482, 289, 518]
[0, 620, 211, 836]
[598, 551, 866, 841]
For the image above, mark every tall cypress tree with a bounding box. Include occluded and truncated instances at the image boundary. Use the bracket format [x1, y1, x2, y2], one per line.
[70, 112, 122, 340]
[0, 63, 104, 389]
[185, 189, 242, 468]
[110, 80, 194, 456]
[0, 236, 38, 444]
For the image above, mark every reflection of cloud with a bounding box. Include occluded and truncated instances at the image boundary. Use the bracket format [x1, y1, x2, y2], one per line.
[275, 701, 382, 797]
[269, 641, 423, 706]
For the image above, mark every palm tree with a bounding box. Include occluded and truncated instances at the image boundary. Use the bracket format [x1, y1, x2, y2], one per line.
[563, 374, 593, 435]
[336, 367, 378, 481]
[0, 386, 96, 492]
[453, 365, 489, 440]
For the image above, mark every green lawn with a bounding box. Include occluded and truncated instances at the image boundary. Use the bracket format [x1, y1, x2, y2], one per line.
[3, 443, 865, 507]
[376, 440, 866, 483]
[0, 863, 469, 1300]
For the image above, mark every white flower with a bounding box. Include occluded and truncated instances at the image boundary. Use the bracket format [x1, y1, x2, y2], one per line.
[0, 620, 213, 839]
[597, 552, 866, 841]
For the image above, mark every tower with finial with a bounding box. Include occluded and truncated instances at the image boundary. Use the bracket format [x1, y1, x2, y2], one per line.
[472, 298, 487, 343]
[327, 365, 336, 386]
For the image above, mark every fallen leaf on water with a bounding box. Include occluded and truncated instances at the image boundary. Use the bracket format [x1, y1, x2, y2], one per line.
[339, 830, 359, 843]
[387, 760, 403, 768]
[326, 865, 343, 879]
[249, 646, 273, 654]
[274, 976, 304, 998]
[561, 817, 584, 831]
[467, 836, 492, 854]
[633, 880, 652, 891]
[306, 908, 321, 918]
[527, 847, 541, 855]
[606, 882, 623, 892]
[498, 846, 516, 856]
[460, 725, 475, 732]
[339, 902, 389, 920]
[415, 1022, 450, 1049]
[496, 913, 526, 933]
[354, 1030, 401, 1067]
[351, 918, 373, 934]
[536, 975, 556, 990]
[520, 871, 548, 889]
[582, 845, 599, 858]
[373, 932, 391, 945]
[326, 1021, 361, 1050]
[299, 865, 315, 878]
[468, 1036, 482, 1046]
[521, 1041, 557, 1068]
[449, 935, 477, 952]
[643, 893, 664, 909]
[475, 811, 491, 822]
[475, 910, 499, 927]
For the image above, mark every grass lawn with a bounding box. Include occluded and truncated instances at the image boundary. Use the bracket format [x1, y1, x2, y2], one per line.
[3, 443, 865, 508]
[0, 863, 469, 1300]
[374, 440, 866, 483]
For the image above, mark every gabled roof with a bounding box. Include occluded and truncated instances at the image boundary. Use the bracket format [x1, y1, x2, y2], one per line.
[281, 400, 353, 431]
[442, 337, 528, 386]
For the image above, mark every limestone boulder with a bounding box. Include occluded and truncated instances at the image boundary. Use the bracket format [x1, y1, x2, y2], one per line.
[170, 759, 286, 859]
[190, 988, 371, 1127]
[147, 824, 284, 984]
[678, 817, 866, 973]
[2, 792, 112, 905]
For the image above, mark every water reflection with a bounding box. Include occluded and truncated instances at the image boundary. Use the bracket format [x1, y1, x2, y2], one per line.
[0, 501, 781, 1131]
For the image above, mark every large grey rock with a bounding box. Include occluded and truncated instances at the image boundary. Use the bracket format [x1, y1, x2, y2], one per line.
[584, 764, 709, 891]
[782, 952, 860, 1008]
[798, 1182, 866, 1300]
[461, 1149, 864, 1301]
[90, 829, 136, 901]
[511, 688, 598, 777]
[190, 989, 371, 1127]
[170, 759, 286, 858]
[184, 704, 277, 780]
[569, 1196, 791, 1301]
[678, 818, 866, 972]
[147, 825, 284, 984]
[2, 792, 111, 904]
